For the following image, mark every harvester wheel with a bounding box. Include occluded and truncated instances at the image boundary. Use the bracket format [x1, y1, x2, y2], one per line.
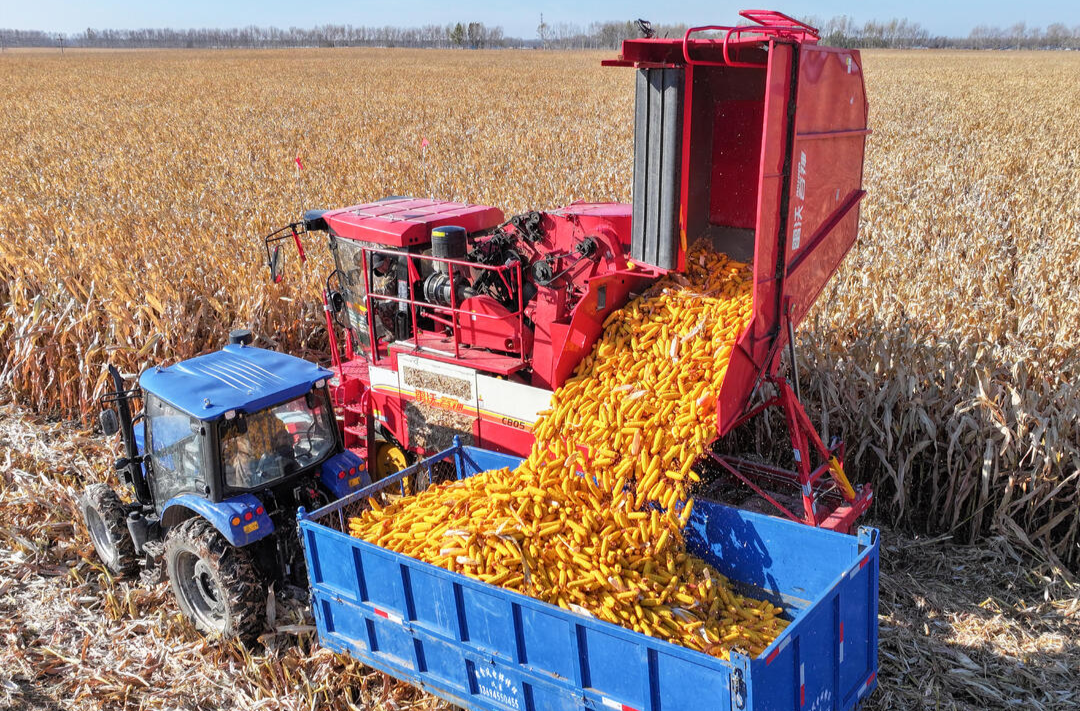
[374, 441, 409, 481]
[80, 483, 137, 576]
[164, 518, 264, 643]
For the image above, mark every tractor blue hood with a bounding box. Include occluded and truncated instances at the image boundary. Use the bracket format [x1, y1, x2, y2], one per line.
[139, 344, 333, 421]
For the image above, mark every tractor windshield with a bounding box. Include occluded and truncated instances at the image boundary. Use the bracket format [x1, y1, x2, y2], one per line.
[220, 389, 335, 490]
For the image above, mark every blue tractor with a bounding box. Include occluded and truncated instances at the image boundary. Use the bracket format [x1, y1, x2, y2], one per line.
[80, 330, 370, 641]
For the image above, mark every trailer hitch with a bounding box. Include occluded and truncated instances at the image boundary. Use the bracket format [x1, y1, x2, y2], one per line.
[730, 667, 747, 709]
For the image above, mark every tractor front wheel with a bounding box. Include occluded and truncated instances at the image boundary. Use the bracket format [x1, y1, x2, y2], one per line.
[80, 483, 137, 576]
[164, 518, 264, 643]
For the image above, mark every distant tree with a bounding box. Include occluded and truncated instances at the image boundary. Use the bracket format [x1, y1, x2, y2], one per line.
[820, 15, 856, 47]
[537, 13, 549, 48]
[1044, 22, 1070, 48]
[449, 22, 465, 48]
[1007, 21, 1027, 49]
[466, 22, 482, 48]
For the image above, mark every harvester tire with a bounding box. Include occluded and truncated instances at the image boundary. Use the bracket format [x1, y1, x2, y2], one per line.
[164, 517, 264, 643]
[374, 440, 410, 481]
[80, 483, 137, 577]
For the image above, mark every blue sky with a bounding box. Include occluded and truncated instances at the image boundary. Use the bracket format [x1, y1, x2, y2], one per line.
[1, 1, 1076, 38]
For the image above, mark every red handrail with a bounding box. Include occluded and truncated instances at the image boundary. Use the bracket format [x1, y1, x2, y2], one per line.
[681, 10, 819, 68]
[360, 246, 528, 366]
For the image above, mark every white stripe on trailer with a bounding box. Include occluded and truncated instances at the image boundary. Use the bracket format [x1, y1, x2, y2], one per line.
[799, 663, 806, 706]
[848, 555, 871, 579]
[601, 696, 639, 711]
[372, 607, 403, 624]
[764, 634, 791, 665]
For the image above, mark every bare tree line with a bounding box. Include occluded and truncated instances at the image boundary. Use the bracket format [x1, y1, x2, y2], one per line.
[2, 16, 1079, 51]
[805, 15, 1080, 50]
[0, 23, 506, 50]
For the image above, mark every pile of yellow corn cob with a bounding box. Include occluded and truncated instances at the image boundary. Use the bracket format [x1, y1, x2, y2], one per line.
[350, 246, 790, 659]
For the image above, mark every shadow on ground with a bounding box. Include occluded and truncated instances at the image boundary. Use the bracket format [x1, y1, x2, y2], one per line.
[866, 526, 1077, 710]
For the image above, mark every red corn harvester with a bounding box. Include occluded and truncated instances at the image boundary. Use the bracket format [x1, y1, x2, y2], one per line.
[263, 10, 873, 532]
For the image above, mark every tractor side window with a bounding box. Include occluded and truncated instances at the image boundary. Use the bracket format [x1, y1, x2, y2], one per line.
[145, 394, 205, 502]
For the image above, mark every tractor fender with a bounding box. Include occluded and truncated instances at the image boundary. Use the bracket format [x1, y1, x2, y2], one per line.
[159, 493, 274, 547]
[319, 449, 371, 499]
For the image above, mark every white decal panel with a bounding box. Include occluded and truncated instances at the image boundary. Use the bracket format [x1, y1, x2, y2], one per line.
[475, 373, 553, 429]
[368, 364, 399, 393]
[473, 666, 522, 710]
[395, 354, 478, 410]
[367, 356, 552, 432]
[792, 149, 807, 251]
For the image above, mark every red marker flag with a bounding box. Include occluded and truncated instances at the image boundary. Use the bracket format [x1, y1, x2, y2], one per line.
[421, 137, 430, 148]
[295, 155, 305, 170]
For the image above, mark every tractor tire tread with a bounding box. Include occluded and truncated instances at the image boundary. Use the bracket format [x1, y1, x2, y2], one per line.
[164, 517, 265, 644]
[81, 483, 138, 576]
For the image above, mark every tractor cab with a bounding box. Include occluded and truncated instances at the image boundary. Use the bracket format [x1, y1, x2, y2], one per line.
[134, 338, 349, 509]
[82, 330, 370, 641]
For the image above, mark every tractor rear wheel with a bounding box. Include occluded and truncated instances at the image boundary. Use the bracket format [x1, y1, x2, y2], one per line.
[80, 483, 137, 576]
[164, 518, 264, 643]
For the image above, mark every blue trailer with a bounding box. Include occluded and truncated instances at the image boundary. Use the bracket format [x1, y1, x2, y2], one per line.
[298, 444, 879, 711]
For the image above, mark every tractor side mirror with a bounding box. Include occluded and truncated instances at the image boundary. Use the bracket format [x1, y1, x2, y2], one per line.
[99, 408, 120, 436]
[270, 245, 283, 284]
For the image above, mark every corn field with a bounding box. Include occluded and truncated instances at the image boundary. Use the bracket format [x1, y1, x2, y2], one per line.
[0, 48, 1078, 571]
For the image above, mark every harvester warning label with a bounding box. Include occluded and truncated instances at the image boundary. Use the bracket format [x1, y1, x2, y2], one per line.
[792, 150, 807, 251]
[474, 666, 522, 709]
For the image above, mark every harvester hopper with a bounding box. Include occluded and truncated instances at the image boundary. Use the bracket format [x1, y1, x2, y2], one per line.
[604, 12, 872, 529]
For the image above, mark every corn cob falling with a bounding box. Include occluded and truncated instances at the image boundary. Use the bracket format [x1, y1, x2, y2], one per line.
[349, 245, 790, 659]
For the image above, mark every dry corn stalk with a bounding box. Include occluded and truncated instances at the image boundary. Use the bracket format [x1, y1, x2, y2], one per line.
[2, 50, 1078, 568]
[350, 246, 790, 659]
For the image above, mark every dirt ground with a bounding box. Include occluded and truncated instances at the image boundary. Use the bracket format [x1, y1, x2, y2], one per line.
[0, 405, 1076, 710]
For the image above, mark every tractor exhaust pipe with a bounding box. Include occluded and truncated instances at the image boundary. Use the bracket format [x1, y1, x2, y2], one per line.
[107, 365, 153, 505]
[229, 329, 254, 346]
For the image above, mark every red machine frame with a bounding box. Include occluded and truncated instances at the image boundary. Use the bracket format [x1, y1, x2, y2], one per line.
[360, 248, 528, 367]
[278, 9, 873, 533]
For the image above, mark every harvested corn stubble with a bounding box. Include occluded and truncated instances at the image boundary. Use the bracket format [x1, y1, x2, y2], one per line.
[350, 245, 789, 659]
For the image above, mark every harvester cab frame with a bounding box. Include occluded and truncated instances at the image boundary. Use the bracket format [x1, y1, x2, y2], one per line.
[82, 329, 370, 640]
